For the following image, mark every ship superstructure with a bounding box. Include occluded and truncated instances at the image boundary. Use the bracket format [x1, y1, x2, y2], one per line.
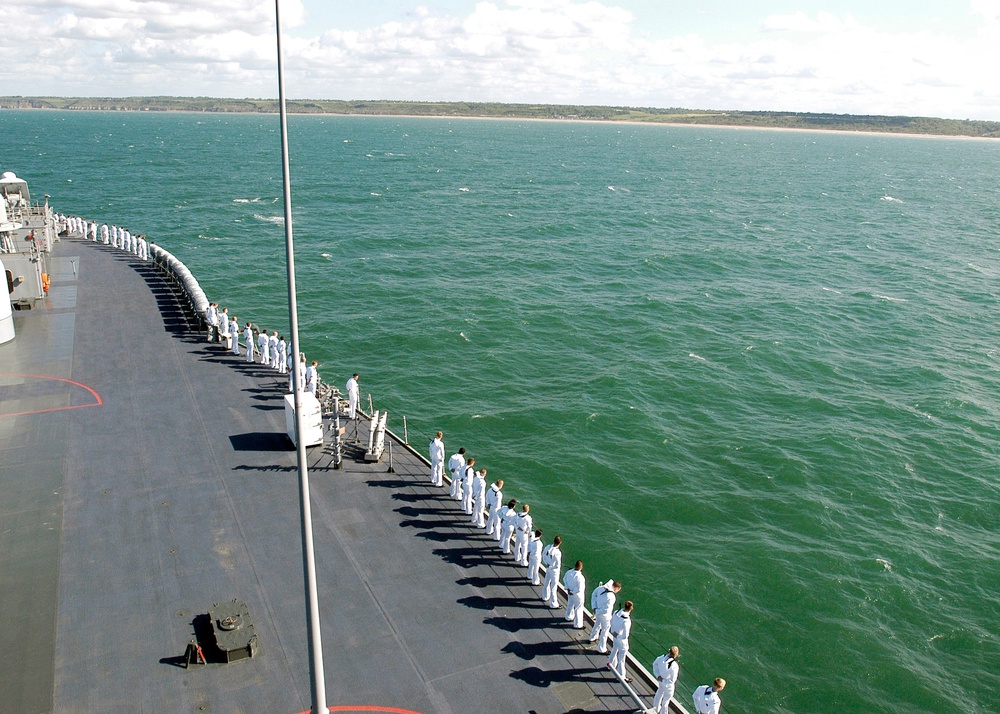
[0, 170, 54, 309]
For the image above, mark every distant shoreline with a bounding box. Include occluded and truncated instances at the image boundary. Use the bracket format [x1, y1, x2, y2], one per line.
[2, 96, 998, 139]
[379, 112, 997, 141]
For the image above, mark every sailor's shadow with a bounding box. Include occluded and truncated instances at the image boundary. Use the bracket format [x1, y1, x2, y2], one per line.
[394, 505, 462, 517]
[366, 479, 414, 489]
[484, 615, 552, 633]
[199, 356, 247, 365]
[391, 491, 450, 503]
[223, 362, 275, 374]
[414, 529, 471, 542]
[197, 352, 286, 373]
[433, 545, 508, 566]
[398, 517, 447, 530]
[502, 639, 588, 660]
[482, 596, 549, 611]
[457, 594, 495, 610]
[456, 575, 526, 588]
[509, 665, 608, 687]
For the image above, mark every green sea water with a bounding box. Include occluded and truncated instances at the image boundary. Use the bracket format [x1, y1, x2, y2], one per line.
[4, 110, 999, 714]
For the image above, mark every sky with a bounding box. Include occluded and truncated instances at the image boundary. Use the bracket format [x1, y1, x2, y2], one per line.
[3, 1, 1000, 121]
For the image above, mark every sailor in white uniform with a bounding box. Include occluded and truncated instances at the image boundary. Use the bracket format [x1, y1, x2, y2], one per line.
[526, 528, 543, 585]
[485, 478, 504, 537]
[589, 579, 621, 654]
[513, 504, 533, 566]
[651, 646, 680, 714]
[205, 303, 218, 342]
[268, 332, 280, 370]
[346, 373, 359, 419]
[258, 330, 271, 366]
[541, 535, 562, 607]
[460, 458, 477, 515]
[244, 323, 256, 362]
[277, 338, 289, 375]
[563, 560, 586, 629]
[607, 601, 633, 680]
[100, 223, 109, 244]
[469, 468, 487, 526]
[498, 499, 518, 554]
[428, 432, 445, 486]
[230, 317, 241, 355]
[305, 361, 318, 393]
[291, 354, 306, 392]
[448, 447, 466, 500]
[692, 679, 726, 714]
[218, 307, 230, 347]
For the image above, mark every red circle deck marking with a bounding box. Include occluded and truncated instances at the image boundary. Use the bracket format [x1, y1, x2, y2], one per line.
[0, 373, 103, 418]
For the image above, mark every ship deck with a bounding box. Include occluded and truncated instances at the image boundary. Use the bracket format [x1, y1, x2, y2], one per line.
[0, 237, 661, 714]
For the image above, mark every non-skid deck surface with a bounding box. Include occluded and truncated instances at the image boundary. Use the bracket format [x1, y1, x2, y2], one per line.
[0, 238, 653, 714]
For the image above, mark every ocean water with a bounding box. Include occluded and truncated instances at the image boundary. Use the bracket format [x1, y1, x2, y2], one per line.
[3, 110, 999, 713]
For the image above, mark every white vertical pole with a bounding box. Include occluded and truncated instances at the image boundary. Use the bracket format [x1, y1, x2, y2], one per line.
[274, 1, 327, 711]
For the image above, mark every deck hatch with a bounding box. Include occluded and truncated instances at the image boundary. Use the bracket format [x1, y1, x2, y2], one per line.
[209, 599, 258, 663]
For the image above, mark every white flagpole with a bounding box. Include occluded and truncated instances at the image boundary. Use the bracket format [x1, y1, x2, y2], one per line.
[274, 1, 327, 711]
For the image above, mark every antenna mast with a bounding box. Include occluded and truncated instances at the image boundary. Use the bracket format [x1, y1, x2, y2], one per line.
[274, 1, 328, 710]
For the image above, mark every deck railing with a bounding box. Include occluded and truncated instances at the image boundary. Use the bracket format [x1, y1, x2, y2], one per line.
[149, 244, 209, 328]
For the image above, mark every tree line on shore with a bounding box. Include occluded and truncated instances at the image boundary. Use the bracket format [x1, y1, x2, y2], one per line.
[2, 95, 998, 138]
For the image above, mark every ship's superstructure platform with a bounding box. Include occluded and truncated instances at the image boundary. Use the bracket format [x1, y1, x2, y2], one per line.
[0, 237, 666, 713]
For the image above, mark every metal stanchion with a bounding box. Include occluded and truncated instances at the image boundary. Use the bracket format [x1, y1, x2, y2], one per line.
[332, 409, 343, 470]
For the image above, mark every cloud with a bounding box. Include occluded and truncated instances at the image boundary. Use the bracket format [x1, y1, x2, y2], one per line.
[0, 1, 997, 120]
[970, 0, 1000, 23]
[0, 1, 306, 95]
[761, 11, 861, 34]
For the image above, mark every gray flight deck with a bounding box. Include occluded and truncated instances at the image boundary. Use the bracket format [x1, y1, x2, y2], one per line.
[0, 237, 664, 714]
